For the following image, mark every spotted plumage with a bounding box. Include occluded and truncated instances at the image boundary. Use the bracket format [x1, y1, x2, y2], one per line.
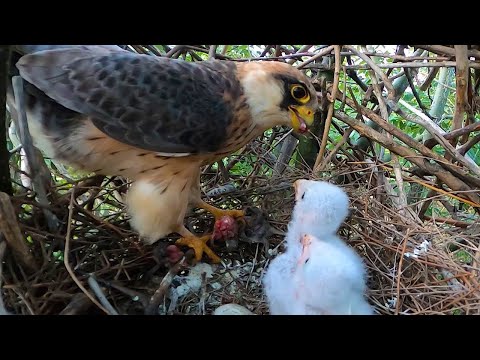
[7, 45, 319, 263]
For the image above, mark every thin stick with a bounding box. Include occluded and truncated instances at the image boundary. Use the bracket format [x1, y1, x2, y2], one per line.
[12, 76, 59, 232]
[296, 45, 334, 70]
[396, 229, 409, 315]
[459, 133, 480, 156]
[396, 99, 480, 176]
[313, 45, 341, 173]
[198, 272, 207, 315]
[287, 45, 313, 64]
[336, 89, 480, 189]
[452, 46, 469, 146]
[413, 45, 480, 59]
[318, 126, 353, 170]
[144, 256, 186, 315]
[334, 110, 480, 205]
[0, 240, 10, 315]
[59, 293, 93, 315]
[0, 192, 37, 270]
[208, 45, 217, 60]
[343, 45, 395, 98]
[444, 121, 480, 141]
[221, 45, 230, 55]
[0, 46, 12, 195]
[87, 274, 119, 315]
[341, 61, 480, 70]
[364, 49, 413, 221]
[64, 191, 110, 315]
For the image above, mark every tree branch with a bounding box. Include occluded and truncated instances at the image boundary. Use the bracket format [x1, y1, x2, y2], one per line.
[334, 110, 480, 206]
[452, 45, 469, 146]
[0, 46, 12, 195]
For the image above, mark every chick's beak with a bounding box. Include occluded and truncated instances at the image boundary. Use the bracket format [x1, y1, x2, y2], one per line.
[289, 105, 315, 134]
[297, 234, 313, 267]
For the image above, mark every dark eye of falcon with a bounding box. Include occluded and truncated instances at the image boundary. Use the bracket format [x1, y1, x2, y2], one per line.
[290, 84, 309, 103]
[301, 192, 305, 200]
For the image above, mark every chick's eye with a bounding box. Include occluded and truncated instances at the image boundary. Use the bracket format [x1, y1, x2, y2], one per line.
[301, 192, 305, 199]
[291, 85, 309, 102]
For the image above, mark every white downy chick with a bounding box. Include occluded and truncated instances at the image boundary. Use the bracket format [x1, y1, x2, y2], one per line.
[263, 179, 374, 315]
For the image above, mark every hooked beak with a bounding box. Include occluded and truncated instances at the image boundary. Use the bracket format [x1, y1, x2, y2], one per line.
[293, 179, 308, 201]
[289, 105, 315, 134]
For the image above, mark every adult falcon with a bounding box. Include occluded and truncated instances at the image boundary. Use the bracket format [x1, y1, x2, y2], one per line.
[7, 45, 319, 263]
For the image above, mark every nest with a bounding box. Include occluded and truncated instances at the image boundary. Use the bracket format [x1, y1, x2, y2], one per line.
[1, 149, 478, 315]
[1, 45, 480, 315]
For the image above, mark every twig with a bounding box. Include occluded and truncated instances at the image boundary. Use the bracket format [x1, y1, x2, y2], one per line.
[443, 121, 480, 141]
[0, 192, 37, 270]
[458, 133, 480, 156]
[334, 110, 480, 205]
[259, 45, 273, 57]
[64, 191, 111, 315]
[395, 229, 410, 315]
[365, 50, 415, 221]
[404, 67, 435, 120]
[313, 45, 341, 173]
[395, 99, 480, 177]
[452, 46, 469, 146]
[145, 256, 187, 315]
[342, 61, 480, 70]
[198, 271, 207, 315]
[422, 216, 471, 228]
[59, 293, 93, 315]
[165, 45, 184, 58]
[0, 240, 10, 315]
[221, 45, 230, 56]
[0, 46, 12, 195]
[318, 127, 354, 170]
[208, 45, 217, 60]
[343, 45, 395, 99]
[296, 45, 334, 70]
[413, 45, 480, 59]
[419, 67, 439, 91]
[336, 90, 480, 189]
[87, 274, 119, 315]
[99, 280, 149, 307]
[341, 50, 450, 61]
[12, 76, 59, 232]
[287, 45, 313, 64]
[273, 134, 298, 175]
[142, 45, 162, 57]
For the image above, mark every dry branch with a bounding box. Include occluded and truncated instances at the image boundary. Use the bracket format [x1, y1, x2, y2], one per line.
[11, 76, 59, 232]
[452, 46, 469, 146]
[313, 45, 341, 173]
[335, 90, 480, 190]
[334, 110, 480, 206]
[0, 192, 37, 270]
[0, 46, 12, 195]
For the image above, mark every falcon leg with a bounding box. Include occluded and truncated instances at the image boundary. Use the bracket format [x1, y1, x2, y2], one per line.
[175, 225, 221, 264]
[195, 199, 245, 221]
[189, 173, 245, 221]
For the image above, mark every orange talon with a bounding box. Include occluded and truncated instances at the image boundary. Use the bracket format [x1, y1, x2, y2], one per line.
[176, 235, 221, 264]
[196, 200, 245, 221]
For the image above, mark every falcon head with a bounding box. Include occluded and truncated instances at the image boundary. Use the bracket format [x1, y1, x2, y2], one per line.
[237, 61, 319, 134]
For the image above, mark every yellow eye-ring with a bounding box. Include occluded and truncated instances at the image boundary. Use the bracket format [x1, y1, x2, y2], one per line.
[290, 85, 310, 103]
